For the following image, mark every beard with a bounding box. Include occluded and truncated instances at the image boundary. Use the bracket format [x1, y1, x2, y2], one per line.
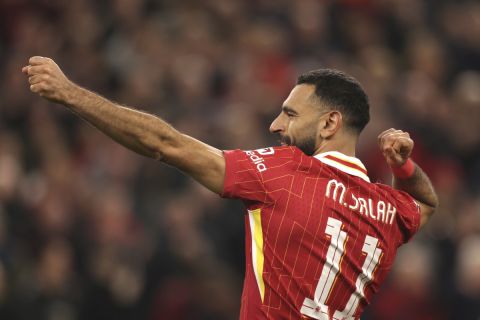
[281, 133, 317, 156]
[295, 135, 317, 156]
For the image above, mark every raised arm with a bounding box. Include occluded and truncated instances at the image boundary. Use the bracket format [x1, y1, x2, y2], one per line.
[22, 56, 225, 194]
[378, 128, 439, 227]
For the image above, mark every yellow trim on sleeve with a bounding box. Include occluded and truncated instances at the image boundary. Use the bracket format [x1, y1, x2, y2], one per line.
[249, 208, 265, 302]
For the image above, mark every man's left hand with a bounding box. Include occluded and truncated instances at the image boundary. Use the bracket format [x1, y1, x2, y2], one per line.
[378, 128, 414, 167]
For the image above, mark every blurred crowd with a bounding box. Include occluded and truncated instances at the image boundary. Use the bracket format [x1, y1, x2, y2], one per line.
[0, 0, 479, 319]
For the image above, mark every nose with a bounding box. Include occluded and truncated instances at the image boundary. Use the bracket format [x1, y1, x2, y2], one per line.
[269, 114, 284, 134]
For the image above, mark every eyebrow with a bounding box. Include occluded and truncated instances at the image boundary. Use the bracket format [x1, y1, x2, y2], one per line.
[282, 106, 298, 115]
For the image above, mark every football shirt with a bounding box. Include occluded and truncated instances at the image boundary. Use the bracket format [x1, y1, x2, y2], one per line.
[222, 146, 420, 320]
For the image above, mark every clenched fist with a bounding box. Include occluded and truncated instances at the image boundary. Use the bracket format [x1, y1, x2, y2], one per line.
[378, 128, 414, 167]
[22, 56, 75, 104]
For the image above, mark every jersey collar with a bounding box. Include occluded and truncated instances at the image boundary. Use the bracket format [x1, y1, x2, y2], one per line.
[314, 151, 370, 182]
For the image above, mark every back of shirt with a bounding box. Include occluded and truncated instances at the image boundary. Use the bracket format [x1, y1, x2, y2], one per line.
[222, 146, 420, 320]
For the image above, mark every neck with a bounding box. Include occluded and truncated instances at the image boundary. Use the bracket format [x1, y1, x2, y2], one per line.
[313, 133, 357, 157]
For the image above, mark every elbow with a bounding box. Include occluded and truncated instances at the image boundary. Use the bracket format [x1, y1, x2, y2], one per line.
[151, 150, 164, 161]
[137, 126, 185, 165]
[419, 197, 438, 228]
[429, 192, 440, 211]
[147, 131, 181, 163]
[425, 203, 437, 218]
[423, 194, 439, 219]
[133, 132, 169, 161]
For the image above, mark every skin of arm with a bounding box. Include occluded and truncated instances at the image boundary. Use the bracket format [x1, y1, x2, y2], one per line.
[378, 128, 439, 227]
[22, 56, 225, 194]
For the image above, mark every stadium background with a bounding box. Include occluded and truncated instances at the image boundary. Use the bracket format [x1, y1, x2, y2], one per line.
[0, 0, 479, 319]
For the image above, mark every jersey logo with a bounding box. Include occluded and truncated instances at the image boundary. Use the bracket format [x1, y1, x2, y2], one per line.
[256, 147, 274, 155]
[245, 148, 274, 172]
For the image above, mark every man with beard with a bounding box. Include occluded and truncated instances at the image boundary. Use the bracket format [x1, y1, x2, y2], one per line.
[23, 56, 438, 320]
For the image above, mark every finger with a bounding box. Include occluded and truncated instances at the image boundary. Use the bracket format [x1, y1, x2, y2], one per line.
[30, 83, 47, 94]
[383, 146, 404, 165]
[379, 131, 399, 149]
[378, 129, 405, 146]
[383, 147, 398, 164]
[378, 128, 403, 137]
[21, 66, 29, 74]
[26, 65, 50, 76]
[394, 136, 413, 146]
[392, 137, 413, 156]
[379, 128, 396, 136]
[379, 131, 409, 148]
[377, 128, 396, 143]
[383, 146, 395, 157]
[28, 56, 51, 66]
[28, 75, 46, 85]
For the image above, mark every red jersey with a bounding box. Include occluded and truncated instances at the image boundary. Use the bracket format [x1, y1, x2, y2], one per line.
[221, 146, 420, 320]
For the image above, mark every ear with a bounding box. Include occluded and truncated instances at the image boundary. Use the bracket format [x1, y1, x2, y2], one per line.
[319, 111, 342, 139]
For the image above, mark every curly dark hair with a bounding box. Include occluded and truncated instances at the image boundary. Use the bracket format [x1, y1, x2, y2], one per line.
[297, 69, 370, 134]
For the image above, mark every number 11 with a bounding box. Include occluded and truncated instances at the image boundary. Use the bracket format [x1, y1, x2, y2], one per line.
[300, 217, 382, 320]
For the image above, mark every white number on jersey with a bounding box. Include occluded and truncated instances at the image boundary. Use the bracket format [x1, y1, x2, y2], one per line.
[300, 217, 382, 320]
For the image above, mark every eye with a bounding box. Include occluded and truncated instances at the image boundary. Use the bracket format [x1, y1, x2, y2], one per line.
[281, 107, 298, 118]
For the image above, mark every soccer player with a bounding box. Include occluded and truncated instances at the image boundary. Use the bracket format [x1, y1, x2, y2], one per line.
[22, 56, 438, 320]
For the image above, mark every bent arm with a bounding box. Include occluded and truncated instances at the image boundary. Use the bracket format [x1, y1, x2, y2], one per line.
[392, 163, 438, 227]
[378, 128, 438, 228]
[23, 56, 225, 194]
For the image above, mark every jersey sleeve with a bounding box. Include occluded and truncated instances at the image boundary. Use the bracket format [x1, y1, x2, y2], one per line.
[392, 189, 421, 243]
[221, 146, 297, 203]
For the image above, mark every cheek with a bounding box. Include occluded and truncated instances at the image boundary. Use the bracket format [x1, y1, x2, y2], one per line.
[286, 119, 296, 133]
[289, 120, 304, 136]
[295, 120, 317, 140]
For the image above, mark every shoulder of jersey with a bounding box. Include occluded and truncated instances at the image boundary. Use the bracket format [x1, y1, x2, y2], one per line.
[243, 146, 300, 174]
[251, 146, 300, 158]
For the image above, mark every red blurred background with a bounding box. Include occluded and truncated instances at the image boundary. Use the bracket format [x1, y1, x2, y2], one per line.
[0, 0, 479, 319]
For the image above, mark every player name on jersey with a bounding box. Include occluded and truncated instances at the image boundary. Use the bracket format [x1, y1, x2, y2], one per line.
[326, 179, 397, 225]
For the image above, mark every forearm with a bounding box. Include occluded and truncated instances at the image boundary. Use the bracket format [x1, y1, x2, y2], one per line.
[23, 56, 226, 193]
[392, 162, 439, 210]
[64, 84, 178, 160]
